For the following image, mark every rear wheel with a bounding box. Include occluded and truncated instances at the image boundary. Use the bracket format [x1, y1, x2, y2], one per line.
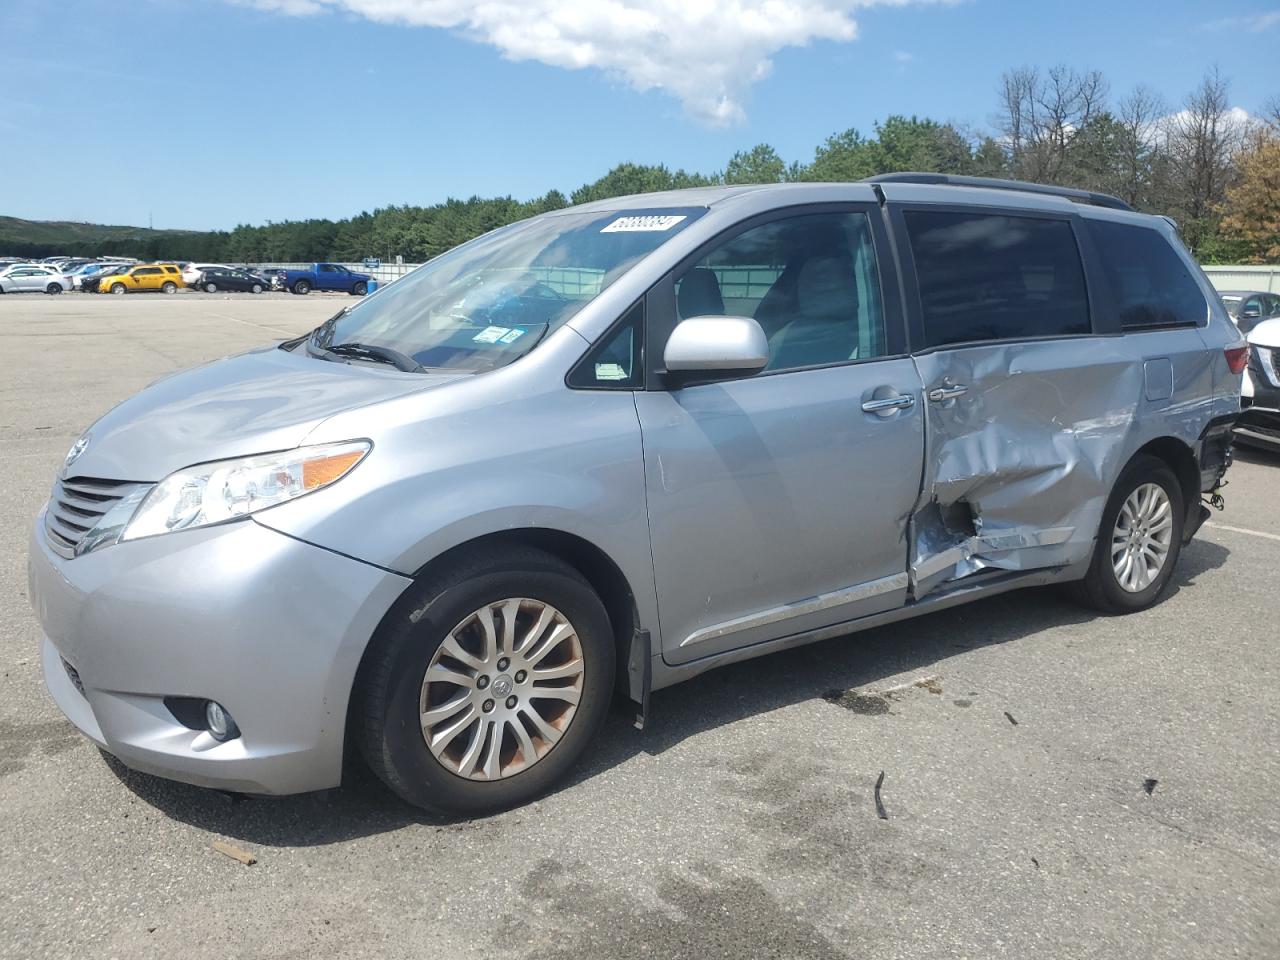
[204, 282, 218, 293]
[293, 279, 311, 295]
[162, 281, 177, 294]
[110, 283, 126, 295]
[1067, 454, 1184, 614]
[352, 281, 368, 296]
[358, 545, 614, 814]
[46, 283, 63, 294]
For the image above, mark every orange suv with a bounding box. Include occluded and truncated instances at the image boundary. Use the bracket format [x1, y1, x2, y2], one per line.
[99, 264, 183, 295]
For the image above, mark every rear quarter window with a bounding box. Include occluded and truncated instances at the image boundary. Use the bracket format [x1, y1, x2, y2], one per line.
[904, 210, 1091, 348]
[1085, 220, 1206, 330]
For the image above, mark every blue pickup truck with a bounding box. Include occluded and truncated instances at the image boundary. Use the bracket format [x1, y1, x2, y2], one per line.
[277, 262, 373, 296]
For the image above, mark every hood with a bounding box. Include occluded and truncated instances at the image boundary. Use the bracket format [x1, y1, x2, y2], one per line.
[1247, 317, 1280, 349]
[68, 344, 466, 481]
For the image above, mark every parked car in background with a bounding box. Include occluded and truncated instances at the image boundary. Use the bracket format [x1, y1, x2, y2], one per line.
[96, 264, 183, 295]
[80, 265, 131, 294]
[181, 263, 231, 287]
[1218, 290, 1280, 334]
[1237, 316, 1280, 452]
[197, 267, 270, 294]
[0, 263, 72, 294]
[279, 262, 372, 295]
[68, 263, 118, 290]
[27, 176, 1243, 815]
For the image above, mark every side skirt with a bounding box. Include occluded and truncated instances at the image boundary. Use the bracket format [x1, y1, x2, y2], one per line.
[649, 565, 1075, 693]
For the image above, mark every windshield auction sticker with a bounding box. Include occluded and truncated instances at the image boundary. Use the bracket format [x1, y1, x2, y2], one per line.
[601, 215, 688, 233]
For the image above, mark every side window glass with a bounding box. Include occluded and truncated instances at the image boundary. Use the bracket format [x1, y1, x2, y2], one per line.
[904, 210, 1090, 347]
[673, 211, 885, 373]
[568, 302, 643, 389]
[1086, 220, 1207, 329]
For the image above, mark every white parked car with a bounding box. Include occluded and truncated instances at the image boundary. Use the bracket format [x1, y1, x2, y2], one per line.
[181, 263, 231, 287]
[1237, 317, 1280, 452]
[0, 263, 72, 294]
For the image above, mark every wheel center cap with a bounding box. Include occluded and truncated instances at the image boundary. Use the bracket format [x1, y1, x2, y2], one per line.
[492, 675, 514, 697]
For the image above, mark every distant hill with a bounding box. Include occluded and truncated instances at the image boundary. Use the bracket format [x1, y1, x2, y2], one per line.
[0, 216, 224, 260]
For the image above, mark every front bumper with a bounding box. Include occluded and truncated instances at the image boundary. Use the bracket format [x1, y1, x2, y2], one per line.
[28, 511, 410, 795]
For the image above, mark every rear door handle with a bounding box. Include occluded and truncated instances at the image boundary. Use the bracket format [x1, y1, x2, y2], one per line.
[928, 384, 968, 403]
[861, 394, 915, 415]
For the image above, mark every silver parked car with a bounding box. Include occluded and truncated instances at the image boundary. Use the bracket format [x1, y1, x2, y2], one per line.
[28, 175, 1244, 813]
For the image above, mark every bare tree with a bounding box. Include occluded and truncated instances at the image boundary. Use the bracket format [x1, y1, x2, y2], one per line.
[1114, 85, 1166, 208]
[996, 65, 1109, 183]
[1162, 66, 1244, 248]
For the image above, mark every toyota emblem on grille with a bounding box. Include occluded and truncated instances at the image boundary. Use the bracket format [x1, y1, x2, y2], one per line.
[63, 434, 89, 473]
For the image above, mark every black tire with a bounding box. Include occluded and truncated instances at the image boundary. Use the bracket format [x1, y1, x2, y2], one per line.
[293, 280, 311, 295]
[161, 281, 177, 294]
[251, 283, 263, 294]
[352, 281, 368, 296]
[46, 283, 63, 295]
[204, 282, 217, 293]
[1066, 454, 1185, 614]
[110, 283, 127, 295]
[358, 545, 615, 814]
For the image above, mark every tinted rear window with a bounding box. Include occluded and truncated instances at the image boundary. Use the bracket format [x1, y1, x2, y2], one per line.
[904, 211, 1090, 348]
[1086, 220, 1206, 330]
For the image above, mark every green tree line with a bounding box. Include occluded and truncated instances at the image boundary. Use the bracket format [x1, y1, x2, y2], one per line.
[7, 65, 1277, 264]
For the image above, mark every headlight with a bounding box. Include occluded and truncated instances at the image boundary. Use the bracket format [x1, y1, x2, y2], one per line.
[119, 440, 370, 543]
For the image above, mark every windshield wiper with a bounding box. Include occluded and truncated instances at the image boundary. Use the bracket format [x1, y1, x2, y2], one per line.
[323, 342, 423, 373]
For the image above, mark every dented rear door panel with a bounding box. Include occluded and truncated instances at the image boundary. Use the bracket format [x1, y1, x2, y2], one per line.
[889, 200, 1226, 599]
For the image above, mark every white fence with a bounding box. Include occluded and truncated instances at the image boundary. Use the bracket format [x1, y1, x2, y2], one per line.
[240, 261, 1280, 294]
[1201, 265, 1280, 292]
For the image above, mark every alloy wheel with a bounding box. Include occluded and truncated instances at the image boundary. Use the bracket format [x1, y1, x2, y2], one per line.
[420, 598, 585, 781]
[1110, 482, 1173, 593]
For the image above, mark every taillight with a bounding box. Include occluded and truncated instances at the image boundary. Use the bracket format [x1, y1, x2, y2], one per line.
[1224, 343, 1249, 375]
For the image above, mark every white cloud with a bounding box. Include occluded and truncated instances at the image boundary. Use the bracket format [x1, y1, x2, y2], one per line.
[1204, 11, 1280, 33]
[892, 49, 913, 62]
[229, 0, 942, 125]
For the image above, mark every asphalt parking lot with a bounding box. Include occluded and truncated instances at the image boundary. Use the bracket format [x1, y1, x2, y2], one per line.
[2, 293, 1278, 960]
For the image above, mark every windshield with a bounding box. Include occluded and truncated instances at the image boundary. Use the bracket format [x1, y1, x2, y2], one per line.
[304, 207, 704, 373]
[1220, 295, 1242, 317]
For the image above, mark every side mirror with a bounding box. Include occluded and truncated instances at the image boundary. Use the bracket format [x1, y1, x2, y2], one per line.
[663, 315, 769, 376]
[1242, 306, 1262, 319]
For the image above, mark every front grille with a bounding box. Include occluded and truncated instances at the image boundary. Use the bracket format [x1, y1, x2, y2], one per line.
[44, 476, 140, 558]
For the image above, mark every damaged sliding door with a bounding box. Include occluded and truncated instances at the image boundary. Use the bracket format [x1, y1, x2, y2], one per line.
[894, 206, 1119, 598]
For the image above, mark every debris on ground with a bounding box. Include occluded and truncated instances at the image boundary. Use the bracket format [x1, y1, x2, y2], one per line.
[1004, 711, 1019, 726]
[212, 840, 257, 866]
[1031, 857, 1040, 869]
[1143, 778, 1159, 796]
[874, 771, 889, 820]
[913, 676, 943, 695]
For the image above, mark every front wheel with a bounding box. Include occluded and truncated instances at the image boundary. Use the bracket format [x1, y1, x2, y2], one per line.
[1067, 454, 1185, 614]
[251, 283, 263, 294]
[110, 283, 127, 295]
[292, 280, 311, 295]
[358, 545, 615, 814]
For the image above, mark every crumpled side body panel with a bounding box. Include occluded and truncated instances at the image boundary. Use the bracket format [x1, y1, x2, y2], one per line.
[908, 329, 1224, 597]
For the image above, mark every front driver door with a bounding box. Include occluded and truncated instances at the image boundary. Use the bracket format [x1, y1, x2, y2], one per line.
[636, 206, 924, 665]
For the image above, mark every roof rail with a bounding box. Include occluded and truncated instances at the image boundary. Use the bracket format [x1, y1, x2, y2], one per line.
[861, 172, 1135, 212]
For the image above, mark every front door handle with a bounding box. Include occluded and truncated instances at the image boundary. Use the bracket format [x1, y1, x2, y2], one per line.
[861, 393, 915, 415]
[928, 384, 968, 403]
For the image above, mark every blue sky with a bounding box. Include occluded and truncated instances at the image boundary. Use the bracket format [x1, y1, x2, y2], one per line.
[2, 0, 1278, 230]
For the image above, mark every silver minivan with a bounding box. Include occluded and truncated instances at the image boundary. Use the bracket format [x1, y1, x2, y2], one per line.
[28, 175, 1244, 813]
